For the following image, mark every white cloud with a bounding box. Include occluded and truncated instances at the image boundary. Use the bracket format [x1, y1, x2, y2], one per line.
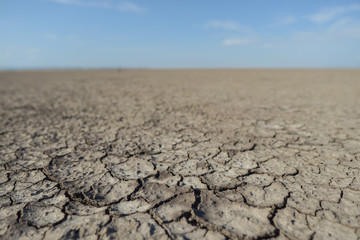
[307, 4, 360, 23]
[205, 20, 240, 30]
[327, 18, 360, 38]
[222, 38, 252, 46]
[280, 16, 296, 25]
[49, 0, 145, 13]
[267, 15, 297, 28]
[117, 2, 144, 13]
[291, 17, 360, 43]
[327, 18, 352, 31]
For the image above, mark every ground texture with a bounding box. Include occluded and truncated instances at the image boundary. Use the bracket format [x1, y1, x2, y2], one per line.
[0, 69, 360, 240]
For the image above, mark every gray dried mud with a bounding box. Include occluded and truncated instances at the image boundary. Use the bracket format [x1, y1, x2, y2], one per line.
[0, 69, 360, 239]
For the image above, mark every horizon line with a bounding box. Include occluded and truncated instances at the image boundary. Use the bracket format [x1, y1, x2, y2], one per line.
[1, 67, 360, 72]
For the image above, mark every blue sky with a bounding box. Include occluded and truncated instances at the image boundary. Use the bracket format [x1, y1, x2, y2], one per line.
[1, 0, 360, 68]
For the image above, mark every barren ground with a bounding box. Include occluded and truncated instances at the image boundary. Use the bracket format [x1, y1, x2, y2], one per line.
[1, 69, 360, 240]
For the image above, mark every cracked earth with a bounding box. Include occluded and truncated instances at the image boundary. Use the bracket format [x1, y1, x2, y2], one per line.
[1, 69, 360, 240]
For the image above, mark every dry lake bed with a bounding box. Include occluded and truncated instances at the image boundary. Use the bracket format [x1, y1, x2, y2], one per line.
[0, 69, 360, 239]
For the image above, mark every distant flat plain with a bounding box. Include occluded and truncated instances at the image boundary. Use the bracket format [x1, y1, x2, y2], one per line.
[1, 69, 360, 239]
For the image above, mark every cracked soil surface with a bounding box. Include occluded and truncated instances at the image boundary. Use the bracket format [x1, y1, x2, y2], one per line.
[1, 69, 360, 240]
